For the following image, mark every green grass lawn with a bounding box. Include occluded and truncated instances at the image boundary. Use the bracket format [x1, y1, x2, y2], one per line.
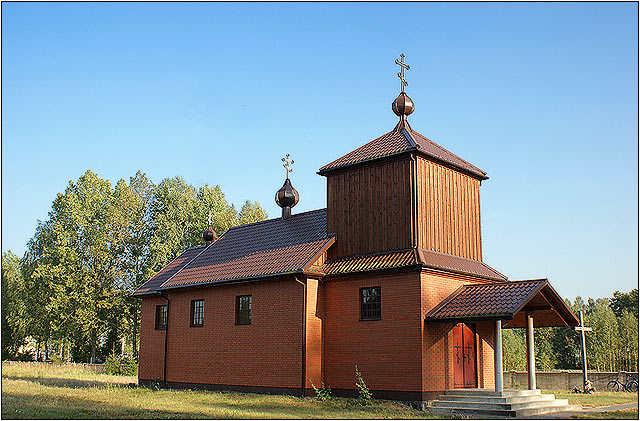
[3, 363, 638, 419]
[570, 409, 638, 419]
[1, 363, 453, 419]
[546, 390, 639, 408]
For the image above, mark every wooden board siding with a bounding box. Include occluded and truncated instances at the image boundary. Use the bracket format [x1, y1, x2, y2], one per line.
[415, 156, 482, 260]
[326, 157, 413, 259]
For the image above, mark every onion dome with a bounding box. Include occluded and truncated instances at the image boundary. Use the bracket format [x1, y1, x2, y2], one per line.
[275, 178, 299, 209]
[392, 91, 415, 118]
[203, 225, 217, 245]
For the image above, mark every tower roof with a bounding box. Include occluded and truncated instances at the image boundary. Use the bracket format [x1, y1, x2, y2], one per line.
[317, 123, 488, 180]
[319, 54, 487, 180]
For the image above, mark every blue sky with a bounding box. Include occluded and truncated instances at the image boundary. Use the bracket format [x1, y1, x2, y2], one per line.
[2, 2, 637, 300]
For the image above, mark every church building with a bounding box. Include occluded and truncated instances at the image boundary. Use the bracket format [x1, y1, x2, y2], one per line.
[134, 55, 578, 407]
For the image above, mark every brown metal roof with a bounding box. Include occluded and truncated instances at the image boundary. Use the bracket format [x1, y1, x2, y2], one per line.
[324, 247, 506, 281]
[425, 279, 579, 327]
[417, 249, 507, 281]
[134, 246, 205, 294]
[324, 249, 418, 275]
[318, 123, 487, 180]
[134, 209, 333, 294]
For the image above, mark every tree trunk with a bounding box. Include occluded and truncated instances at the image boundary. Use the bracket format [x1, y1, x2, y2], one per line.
[90, 340, 96, 364]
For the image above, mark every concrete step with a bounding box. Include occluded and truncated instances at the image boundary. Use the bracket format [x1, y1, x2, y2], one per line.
[443, 388, 541, 397]
[432, 398, 570, 411]
[437, 393, 555, 404]
[515, 404, 581, 417]
[430, 403, 581, 419]
[429, 389, 581, 418]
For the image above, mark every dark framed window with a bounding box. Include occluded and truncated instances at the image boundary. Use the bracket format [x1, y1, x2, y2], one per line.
[155, 305, 168, 330]
[360, 287, 381, 320]
[236, 295, 252, 325]
[191, 299, 204, 327]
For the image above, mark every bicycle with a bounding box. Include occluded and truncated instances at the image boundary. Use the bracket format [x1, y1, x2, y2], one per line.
[606, 372, 639, 392]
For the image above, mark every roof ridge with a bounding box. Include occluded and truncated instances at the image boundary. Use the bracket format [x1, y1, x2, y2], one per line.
[226, 208, 327, 231]
[411, 130, 486, 176]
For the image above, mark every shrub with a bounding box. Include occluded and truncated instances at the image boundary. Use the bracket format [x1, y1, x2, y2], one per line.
[104, 352, 121, 375]
[355, 365, 372, 406]
[122, 357, 138, 376]
[309, 379, 331, 401]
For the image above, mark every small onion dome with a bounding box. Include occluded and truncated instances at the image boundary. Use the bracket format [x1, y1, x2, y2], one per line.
[203, 226, 217, 243]
[392, 91, 415, 117]
[275, 178, 300, 208]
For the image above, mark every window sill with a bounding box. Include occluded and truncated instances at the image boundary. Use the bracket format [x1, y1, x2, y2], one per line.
[359, 318, 381, 322]
[190, 324, 204, 328]
[155, 327, 167, 331]
[235, 322, 251, 325]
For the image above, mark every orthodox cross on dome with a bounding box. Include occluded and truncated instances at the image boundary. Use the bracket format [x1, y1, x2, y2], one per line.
[282, 154, 294, 179]
[207, 212, 212, 226]
[395, 53, 410, 92]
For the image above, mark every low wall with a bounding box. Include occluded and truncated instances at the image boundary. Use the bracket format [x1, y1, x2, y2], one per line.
[504, 370, 638, 390]
[2, 361, 106, 373]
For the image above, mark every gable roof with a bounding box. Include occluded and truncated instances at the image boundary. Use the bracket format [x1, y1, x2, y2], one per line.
[324, 247, 506, 281]
[424, 279, 579, 327]
[134, 209, 333, 295]
[317, 124, 487, 180]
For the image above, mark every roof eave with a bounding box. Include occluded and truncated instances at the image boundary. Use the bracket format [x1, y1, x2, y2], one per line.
[318, 148, 489, 181]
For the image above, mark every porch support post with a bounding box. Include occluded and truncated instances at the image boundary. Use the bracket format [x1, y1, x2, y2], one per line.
[494, 320, 503, 392]
[526, 312, 536, 389]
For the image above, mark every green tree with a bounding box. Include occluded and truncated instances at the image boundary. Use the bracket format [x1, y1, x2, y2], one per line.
[609, 289, 638, 318]
[238, 200, 268, 225]
[1, 251, 27, 360]
[30, 170, 126, 362]
[502, 329, 526, 371]
[617, 311, 639, 372]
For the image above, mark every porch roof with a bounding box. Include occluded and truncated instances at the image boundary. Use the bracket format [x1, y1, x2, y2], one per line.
[424, 279, 579, 328]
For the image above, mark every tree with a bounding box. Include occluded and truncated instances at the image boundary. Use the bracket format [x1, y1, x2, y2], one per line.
[1, 251, 26, 360]
[609, 289, 638, 318]
[31, 170, 125, 363]
[502, 329, 526, 371]
[238, 200, 268, 225]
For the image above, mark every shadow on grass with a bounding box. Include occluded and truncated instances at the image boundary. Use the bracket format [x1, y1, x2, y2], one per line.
[2, 375, 137, 390]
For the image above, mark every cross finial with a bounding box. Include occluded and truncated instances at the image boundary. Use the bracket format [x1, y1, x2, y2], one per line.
[282, 154, 294, 179]
[395, 53, 410, 92]
[207, 211, 212, 226]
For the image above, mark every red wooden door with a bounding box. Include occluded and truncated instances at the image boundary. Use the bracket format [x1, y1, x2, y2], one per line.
[463, 323, 477, 387]
[452, 323, 477, 388]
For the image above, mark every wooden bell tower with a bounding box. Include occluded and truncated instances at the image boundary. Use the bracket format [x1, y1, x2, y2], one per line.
[318, 55, 487, 261]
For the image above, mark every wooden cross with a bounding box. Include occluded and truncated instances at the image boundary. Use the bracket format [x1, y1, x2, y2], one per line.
[573, 310, 593, 392]
[395, 53, 410, 92]
[282, 154, 294, 179]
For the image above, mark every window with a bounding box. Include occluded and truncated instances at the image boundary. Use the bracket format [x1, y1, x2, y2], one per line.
[191, 299, 204, 326]
[236, 295, 252, 325]
[360, 287, 381, 320]
[155, 305, 167, 330]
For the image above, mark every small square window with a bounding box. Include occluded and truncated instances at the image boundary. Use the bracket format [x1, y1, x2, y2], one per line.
[191, 299, 204, 327]
[156, 305, 167, 330]
[236, 295, 252, 325]
[360, 287, 381, 320]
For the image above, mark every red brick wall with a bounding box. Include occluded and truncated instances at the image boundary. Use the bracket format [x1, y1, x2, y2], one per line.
[138, 276, 305, 390]
[420, 269, 496, 393]
[139, 295, 166, 382]
[323, 270, 423, 392]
